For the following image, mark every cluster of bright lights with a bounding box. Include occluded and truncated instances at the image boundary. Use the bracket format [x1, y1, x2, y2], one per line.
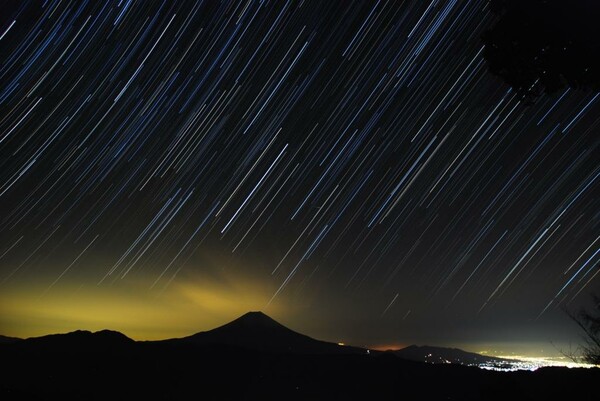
[478, 356, 596, 372]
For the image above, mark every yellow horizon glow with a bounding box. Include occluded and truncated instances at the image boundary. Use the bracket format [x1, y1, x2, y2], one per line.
[0, 271, 285, 340]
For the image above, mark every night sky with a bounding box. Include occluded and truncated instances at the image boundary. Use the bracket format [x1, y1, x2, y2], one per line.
[0, 1, 598, 356]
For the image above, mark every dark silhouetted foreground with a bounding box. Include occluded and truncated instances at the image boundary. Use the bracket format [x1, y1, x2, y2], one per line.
[1, 312, 598, 400]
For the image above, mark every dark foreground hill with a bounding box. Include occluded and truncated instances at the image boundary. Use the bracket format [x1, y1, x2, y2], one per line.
[1, 312, 598, 401]
[394, 344, 510, 366]
[0, 335, 21, 344]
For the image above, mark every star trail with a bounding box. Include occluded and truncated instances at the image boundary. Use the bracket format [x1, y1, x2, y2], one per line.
[0, 1, 598, 352]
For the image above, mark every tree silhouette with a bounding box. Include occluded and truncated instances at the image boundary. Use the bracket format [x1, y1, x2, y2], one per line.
[569, 294, 600, 365]
[482, 0, 600, 100]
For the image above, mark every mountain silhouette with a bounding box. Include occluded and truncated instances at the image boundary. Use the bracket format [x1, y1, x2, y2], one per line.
[174, 311, 367, 354]
[1, 312, 599, 400]
[394, 344, 510, 366]
[15, 329, 134, 352]
[0, 335, 21, 344]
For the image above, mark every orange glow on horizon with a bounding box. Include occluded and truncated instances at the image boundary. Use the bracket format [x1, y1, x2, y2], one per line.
[369, 343, 407, 351]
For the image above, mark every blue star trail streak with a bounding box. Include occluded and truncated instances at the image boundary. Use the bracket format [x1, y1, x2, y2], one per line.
[0, 0, 598, 347]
